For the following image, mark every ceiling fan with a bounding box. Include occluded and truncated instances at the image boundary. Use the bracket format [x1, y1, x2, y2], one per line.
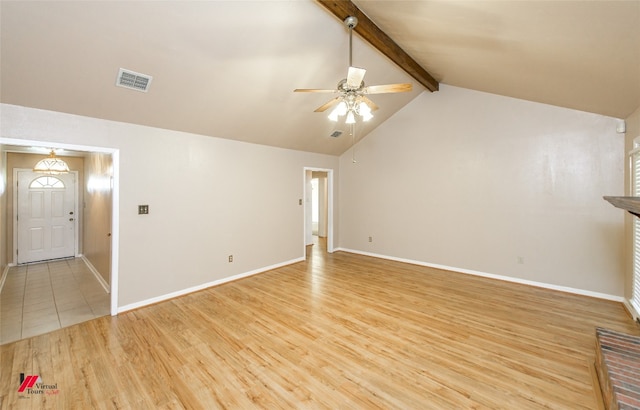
[294, 16, 412, 124]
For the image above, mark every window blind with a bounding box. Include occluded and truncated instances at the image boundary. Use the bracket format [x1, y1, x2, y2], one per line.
[630, 147, 640, 314]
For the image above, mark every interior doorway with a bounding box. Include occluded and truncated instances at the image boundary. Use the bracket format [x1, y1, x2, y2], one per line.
[303, 167, 334, 257]
[1, 138, 120, 317]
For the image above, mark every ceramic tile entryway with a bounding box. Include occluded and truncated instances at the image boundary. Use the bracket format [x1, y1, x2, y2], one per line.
[0, 258, 109, 345]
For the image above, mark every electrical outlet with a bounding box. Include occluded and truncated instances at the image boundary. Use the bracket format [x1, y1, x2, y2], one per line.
[138, 205, 149, 215]
[368, 236, 373, 243]
[228, 255, 233, 263]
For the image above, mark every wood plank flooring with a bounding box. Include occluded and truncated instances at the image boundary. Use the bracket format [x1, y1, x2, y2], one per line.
[1, 239, 638, 409]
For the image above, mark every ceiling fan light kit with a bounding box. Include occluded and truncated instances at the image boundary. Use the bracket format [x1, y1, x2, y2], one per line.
[294, 15, 412, 128]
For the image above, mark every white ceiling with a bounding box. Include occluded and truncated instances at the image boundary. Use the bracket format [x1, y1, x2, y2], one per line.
[1, 1, 639, 156]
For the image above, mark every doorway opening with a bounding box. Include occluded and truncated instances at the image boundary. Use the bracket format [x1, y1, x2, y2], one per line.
[303, 167, 334, 258]
[1, 138, 120, 319]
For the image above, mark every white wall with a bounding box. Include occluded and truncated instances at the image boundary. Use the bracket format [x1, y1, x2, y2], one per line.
[339, 85, 625, 297]
[1, 104, 339, 308]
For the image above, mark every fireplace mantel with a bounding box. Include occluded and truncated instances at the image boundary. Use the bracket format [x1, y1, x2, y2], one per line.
[603, 196, 640, 218]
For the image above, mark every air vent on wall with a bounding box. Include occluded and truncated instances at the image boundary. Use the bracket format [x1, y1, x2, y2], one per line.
[330, 130, 343, 138]
[116, 68, 152, 92]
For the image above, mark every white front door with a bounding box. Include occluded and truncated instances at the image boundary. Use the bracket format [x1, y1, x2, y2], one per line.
[17, 171, 77, 264]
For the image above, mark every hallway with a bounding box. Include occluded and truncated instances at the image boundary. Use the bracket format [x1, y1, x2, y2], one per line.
[0, 258, 109, 345]
[307, 234, 327, 258]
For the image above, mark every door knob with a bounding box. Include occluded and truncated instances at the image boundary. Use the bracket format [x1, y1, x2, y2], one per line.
[69, 211, 74, 215]
[69, 218, 74, 221]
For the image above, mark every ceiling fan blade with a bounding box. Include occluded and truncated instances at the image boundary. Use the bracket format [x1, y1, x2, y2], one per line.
[294, 88, 337, 93]
[363, 83, 412, 94]
[314, 97, 341, 113]
[346, 67, 366, 89]
[360, 96, 379, 112]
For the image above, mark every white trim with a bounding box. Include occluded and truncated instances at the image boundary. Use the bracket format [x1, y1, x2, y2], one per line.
[0, 264, 10, 293]
[80, 254, 110, 293]
[110, 150, 120, 316]
[0, 137, 116, 154]
[117, 257, 304, 313]
[623, 299, 639, 321]
[1, 137, 120, 317]
[336, 248, 625, 302]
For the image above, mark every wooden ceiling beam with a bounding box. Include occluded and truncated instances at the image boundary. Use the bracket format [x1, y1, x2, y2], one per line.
[317, 0, 439, 92]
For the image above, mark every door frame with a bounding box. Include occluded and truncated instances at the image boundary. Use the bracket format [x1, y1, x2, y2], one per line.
[1, 137, 120, 317]
[13, 168, 79, 264]
[303, 167, 334, 256]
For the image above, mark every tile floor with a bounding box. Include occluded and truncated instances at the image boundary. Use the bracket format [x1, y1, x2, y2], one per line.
[0, 258, 110, 345]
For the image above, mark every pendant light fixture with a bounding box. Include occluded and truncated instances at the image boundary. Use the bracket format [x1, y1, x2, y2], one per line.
[33, 150, 70, 174]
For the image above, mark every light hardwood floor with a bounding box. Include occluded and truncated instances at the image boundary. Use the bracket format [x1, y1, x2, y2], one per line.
[1, 239, 638, 409]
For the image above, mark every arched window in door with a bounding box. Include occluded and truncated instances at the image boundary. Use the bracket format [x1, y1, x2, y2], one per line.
[29, 176, 65, 189]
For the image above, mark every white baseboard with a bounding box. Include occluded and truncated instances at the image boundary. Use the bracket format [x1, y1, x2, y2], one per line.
[623, 300, 640, 321]
[0, 264, 10, 293]
[117, 257, 305, 314]
[80, 254, 110, 293]
[336, 248, 624, 302]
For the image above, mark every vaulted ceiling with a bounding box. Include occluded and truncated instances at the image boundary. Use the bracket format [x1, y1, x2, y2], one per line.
[1, 1, 639, 156]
